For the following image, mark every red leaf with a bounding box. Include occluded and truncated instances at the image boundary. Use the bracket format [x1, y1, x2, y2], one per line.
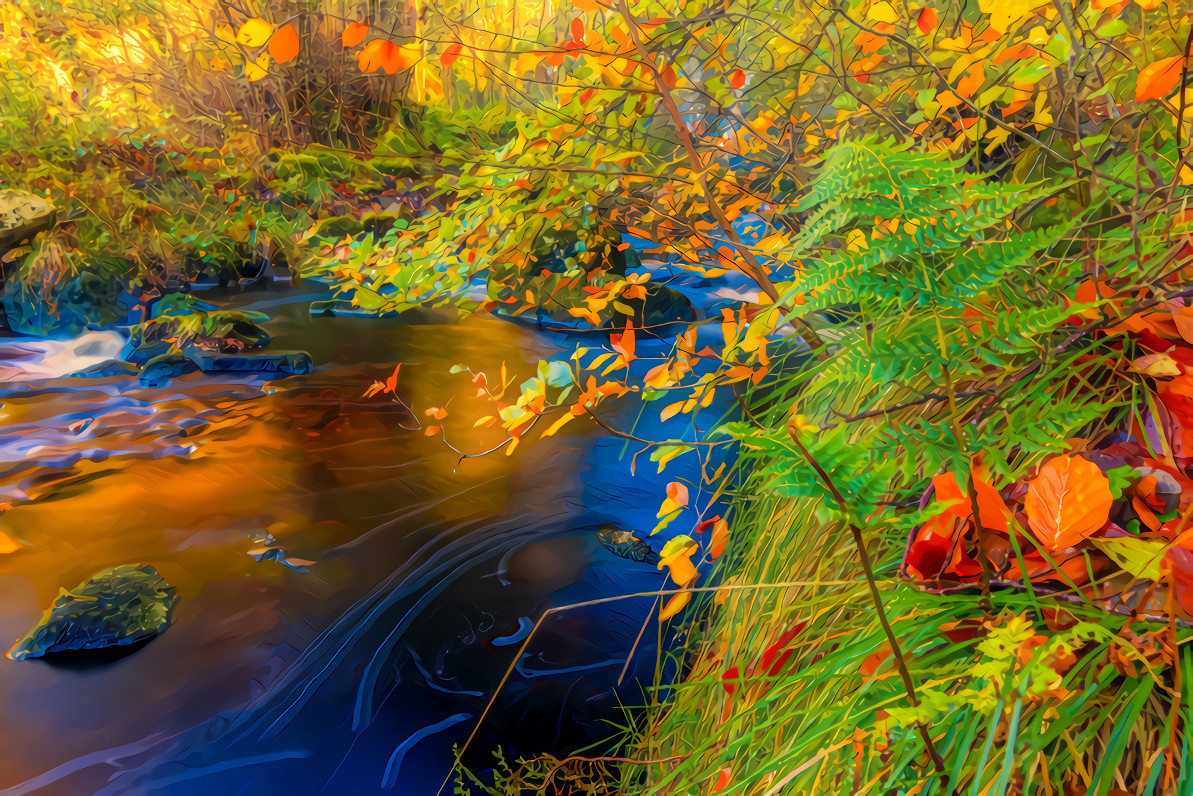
[917, 7, 938, 35]
[441, 42, 462, 66]
[729, 69, 745, 89]
[758, 621, 806, 677]
[712, 768, 732, 792]
[570, 17, 585, 43]
[383, 363, 401, 394]
[721, 665, 740, 696]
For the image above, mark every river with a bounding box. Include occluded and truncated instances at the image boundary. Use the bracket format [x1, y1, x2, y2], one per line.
[0, 283, 721, 795]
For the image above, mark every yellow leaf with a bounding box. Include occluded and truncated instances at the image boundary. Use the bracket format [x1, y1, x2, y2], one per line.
[867, 1, 899, 23]
[237, 18, 273, 47]
[542, 411, 577, 437]
[1032, 90, 1053, 130]
[979, 0, 1043, 35]
[244, 52, 270, 82]
[1090, 537, 1167, 582]
[1131, 353, 1182, 378]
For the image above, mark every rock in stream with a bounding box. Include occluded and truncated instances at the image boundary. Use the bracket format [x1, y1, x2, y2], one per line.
[7, 564, 177, 662]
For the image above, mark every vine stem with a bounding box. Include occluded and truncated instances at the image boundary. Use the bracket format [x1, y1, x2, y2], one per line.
[785, 423, 951, 790]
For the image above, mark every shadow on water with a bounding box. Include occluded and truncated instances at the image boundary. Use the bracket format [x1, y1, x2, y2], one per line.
[0, 287, 734, 796]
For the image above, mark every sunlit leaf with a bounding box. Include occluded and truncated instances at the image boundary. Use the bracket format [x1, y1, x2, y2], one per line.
[1024, 455, 1113, 551]
[237, 18, 273, 48]
[269, 23, 299, 65]
[244, 52, 269, 82]
[1135, 56, 1184, 102]
[441, 42, 462, 66]
[1090, 537, 1168, 581]
[659, 590, 691, 621]
[342, 21, 368, 48]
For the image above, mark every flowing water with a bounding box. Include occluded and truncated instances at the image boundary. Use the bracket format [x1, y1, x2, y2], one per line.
[0, 288, 701, 795]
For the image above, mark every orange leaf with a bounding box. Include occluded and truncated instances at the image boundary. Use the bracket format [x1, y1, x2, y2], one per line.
[570, 17, 585, 43]
[729, 69, 745, 89]
[611, 325, 637, 361]
[1024, 455, 1113, 551]
[441, 42, 462, 66]
[917, 7, 938, 35]
[341, 21, 368, 48]
[667, 481, 690, 509]
[659, 590, 691, 621]
[269, 23, 299, 65]
[710, 517, 730, 559]
[384, 363, 401, 394]
[1135, 56, 1184, 103]
[359, 39, 419, 74]
[711, 768, 732, 792]
[424, 425, 441, 437]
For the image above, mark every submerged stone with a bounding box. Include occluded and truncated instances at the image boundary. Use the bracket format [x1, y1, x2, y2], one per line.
[189, 350, 313, 376]
[596, 525, 659, 564]
[8, 564, 177, 661]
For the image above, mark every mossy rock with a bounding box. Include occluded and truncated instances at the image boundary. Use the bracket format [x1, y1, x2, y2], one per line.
[122, 310, 271, 366]
[0, 190, 55, 255]
[8, 565, 177, 661]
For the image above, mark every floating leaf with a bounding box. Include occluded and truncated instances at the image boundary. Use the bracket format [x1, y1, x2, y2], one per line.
[269, 23, 299, 65]
[1024, 455, 1113, 551]
[342, 21, 368, 48]
[237, 18, 273, 48]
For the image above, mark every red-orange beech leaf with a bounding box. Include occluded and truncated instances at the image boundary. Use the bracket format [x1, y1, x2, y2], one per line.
[269, 23, 299, 64]
[712, 768, 732, 792]
[570, 17, 585, 43]
[917, 7, 938, 35]
[729, 69, 745, 89]
[341, 21, 368, 48]
[1135, 56, 1184, 103]
[1024, 455, 1113, 551]
[971, 460, 1011, 533]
